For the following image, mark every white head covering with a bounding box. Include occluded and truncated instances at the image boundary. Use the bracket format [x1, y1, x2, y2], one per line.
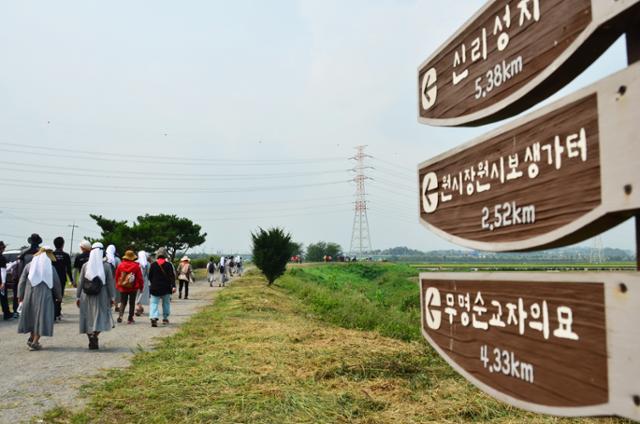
[86, 242, 106, 284]
[137, 250, 148, 269]
[79, 239, 91, 250]
[28, 246, 54, 288]
[105, 245, 117, 266]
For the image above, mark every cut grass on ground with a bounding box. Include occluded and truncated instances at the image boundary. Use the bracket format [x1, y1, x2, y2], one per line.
[42, 269, 628, 423]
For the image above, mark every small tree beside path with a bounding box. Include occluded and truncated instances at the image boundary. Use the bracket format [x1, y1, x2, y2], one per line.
[251, 227, 294, 285]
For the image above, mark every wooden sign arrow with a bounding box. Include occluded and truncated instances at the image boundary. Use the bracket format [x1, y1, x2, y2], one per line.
[418, 62, 640, 252]
[420, 272, 640, 420]
[417, 0, 640, 127]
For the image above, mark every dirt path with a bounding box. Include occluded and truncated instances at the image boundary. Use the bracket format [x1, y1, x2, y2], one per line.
[0, 278, 224, 423]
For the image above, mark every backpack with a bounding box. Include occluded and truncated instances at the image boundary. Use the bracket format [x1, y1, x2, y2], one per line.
[118, 272, 136, 290]
[82, 276, 103, 296]
[5, 261, 21, 285]
[207, 262, 215, 273]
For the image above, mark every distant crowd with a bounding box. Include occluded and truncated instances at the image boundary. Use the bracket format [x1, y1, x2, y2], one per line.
[0, 233, 242, 351]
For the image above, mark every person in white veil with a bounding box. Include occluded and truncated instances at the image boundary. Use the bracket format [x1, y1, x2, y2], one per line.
[135, 251, 150, 316]
[17, 246, 62, 351]
[76, 242, 116, 350]
[104, 244, 121, 310]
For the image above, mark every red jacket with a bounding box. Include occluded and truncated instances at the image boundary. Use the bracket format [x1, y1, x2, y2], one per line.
[115, 260, 144, 293]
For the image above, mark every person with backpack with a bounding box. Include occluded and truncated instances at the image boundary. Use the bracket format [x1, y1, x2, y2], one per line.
[76, 242, 115, 350]
[72, 240, 92, 288]
[218, 256, 226, 287]
[0, 241, 12, 321]
[236, 256, 243, 276]
[17, 246, 63, 351]
[52, 236, 73, 321]
[206, 257, 216, 287]
[176, 256, 194, 299]
[114, 250, 144, 324]
[148, 248, 176, 327]
[135, 251, 150, 316]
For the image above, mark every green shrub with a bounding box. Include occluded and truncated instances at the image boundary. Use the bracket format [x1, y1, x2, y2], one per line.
[251, 227, 294, 285]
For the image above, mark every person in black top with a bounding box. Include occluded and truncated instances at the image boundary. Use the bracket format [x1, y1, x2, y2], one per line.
[52, 237, 73, 321]
[73, 240, 92, 288]
[15, 233, 42, 317]
[18, 233, 42, 265]
[0, 241, 11, 320]
[148, 247, 176, 327]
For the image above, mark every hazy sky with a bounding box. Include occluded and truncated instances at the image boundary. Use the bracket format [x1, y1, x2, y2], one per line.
[0, 1, 634, 254]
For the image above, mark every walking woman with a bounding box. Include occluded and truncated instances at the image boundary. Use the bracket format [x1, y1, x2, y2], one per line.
[77, 242, 115, 350]
[17, 246, 62, 351]
[148, 248, 176, 327]
[105, 244, 120, 309]
[176, 256, 194, 299]
[135, 251, 150, 316]
[114, 250, 144, 324]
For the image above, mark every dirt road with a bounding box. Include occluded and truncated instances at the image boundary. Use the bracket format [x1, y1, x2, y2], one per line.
[0, 279, 221, 423]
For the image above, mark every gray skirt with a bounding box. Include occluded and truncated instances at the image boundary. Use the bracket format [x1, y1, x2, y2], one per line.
[18, 283, 55, 337]
[78, 286, 115, 334]
[136, 279, 150, 305]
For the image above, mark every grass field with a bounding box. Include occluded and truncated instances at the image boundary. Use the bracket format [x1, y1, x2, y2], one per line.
[409, 263, 636, 271]
[42, 266, 630, 423]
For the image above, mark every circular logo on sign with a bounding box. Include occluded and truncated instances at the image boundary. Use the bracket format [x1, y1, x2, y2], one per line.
[421, 67, 437, 111]
[421, 172, 438, 214]
[424, 287, 442, 330]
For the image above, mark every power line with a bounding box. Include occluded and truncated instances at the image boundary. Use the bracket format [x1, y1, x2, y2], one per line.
[0, 143, 345, 166]
[370, 156, 414, 173]
[371, 164, 416, 179]
[371, 177, 417, 193]
[1, 194, 356, 211]
[0, 160, 352, 181]
[1, 202, 356, 220]
[3, 177, 352, 194]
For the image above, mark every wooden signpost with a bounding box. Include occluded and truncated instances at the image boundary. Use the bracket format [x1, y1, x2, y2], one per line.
[417, 0, 640, 127]
[415, 0, 640, 421]
[420, 272, 640, 419]
[418, 62, 640, 252]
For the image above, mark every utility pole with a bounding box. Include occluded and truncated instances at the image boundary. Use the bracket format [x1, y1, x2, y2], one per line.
[68, 222, 79, 254]
[349, 145, 372, 258]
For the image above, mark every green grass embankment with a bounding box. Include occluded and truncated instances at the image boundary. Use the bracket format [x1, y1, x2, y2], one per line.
[42, 266, 628, 423]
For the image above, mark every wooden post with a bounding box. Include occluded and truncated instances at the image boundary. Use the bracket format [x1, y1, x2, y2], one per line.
[629, 13, 640, 269]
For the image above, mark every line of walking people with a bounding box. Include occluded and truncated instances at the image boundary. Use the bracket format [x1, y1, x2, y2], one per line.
[206, 255, 243, 287]
[0, 233, 203, 351]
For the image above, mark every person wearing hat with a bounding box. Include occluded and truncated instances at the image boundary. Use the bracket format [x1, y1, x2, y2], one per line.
[73, 240, 92, 289]
[15, 233, 43, 318]
[148, 248, 176, 327]
[0, 241, 12, 320]
[17, 246, 63, 351]
[176, 256, 194, 300]
[76, 242, 116, 350]
[114, 250, 144, 324]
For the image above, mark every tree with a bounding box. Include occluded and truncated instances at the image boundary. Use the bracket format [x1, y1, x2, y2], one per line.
[305, 241, 327, 262]
[325, 242, 342, 259]
[88, 215, 133, 253]
[88, 214, 206, 260]
[251, 227, 294, 285]
[132, 214, 206, 260]
[305, 241, 343, 262]
[289, 241, 304, 257]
